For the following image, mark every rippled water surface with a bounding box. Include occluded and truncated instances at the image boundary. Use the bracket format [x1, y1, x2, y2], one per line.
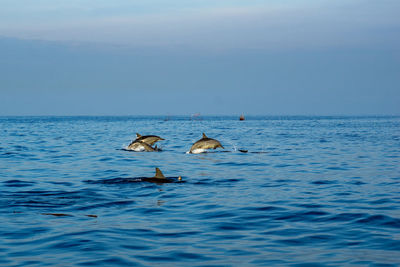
[1, 116, 400, 266]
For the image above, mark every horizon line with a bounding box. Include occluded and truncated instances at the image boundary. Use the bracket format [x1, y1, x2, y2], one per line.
[1, 114, 399, 118]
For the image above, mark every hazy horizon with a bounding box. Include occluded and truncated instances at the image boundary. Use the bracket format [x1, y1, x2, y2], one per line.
[1, 0, 399, 116]
[1, 113, 399, 117]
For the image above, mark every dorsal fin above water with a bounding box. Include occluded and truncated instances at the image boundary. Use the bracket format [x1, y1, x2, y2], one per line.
[154, 168, 165, 179]
[202, 133, 207, 138]
[136, 133, 142, 138]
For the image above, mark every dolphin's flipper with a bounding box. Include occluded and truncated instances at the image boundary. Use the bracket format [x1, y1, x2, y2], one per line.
[155, 168, 166, 179]
[202, 133, 208, 139]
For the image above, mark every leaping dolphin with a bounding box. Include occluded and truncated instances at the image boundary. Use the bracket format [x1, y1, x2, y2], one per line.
[127, 140, 158, 152]
[189, 133, 224, 154]
[135, 133, 165, 145]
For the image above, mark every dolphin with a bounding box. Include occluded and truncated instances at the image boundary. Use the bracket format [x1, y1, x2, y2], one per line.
[189, 133, 224, 154]
[135, 133, 165, 145]
[127, 140, 157, 152]
[85, 168, 182, 184]
[141, 168, 182, 184]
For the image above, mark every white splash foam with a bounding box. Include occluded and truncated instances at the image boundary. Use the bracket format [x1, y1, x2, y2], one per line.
[224, 139, 237, 152]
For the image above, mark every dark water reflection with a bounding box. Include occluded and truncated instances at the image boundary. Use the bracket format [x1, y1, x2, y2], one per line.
[0, 116, 399, 266]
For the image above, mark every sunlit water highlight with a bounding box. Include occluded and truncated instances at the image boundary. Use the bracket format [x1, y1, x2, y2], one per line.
[1, 116, 399, 266]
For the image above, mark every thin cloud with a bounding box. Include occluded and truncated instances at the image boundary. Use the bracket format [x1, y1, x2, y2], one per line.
[0, 1, 399, 50]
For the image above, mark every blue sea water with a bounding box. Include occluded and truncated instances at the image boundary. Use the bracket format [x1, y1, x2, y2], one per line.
[0, 116, 399, 266]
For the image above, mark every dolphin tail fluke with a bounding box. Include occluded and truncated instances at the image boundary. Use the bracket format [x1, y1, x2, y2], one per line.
[136, 133, 142, 138]
[155, 168, 166, 179]
[202, 133, 207, 138]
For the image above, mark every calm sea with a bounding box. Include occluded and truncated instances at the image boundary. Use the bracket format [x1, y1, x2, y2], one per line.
[1, 116, 399, 266]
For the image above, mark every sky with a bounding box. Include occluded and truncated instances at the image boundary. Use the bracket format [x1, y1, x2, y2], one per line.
[1, 0, 399, 115]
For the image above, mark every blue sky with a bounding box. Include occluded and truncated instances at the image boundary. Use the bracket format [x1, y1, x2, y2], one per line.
[1, 0, 399, 115]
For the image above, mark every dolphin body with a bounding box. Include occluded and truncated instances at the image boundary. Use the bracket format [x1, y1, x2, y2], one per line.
[135, 133, 165, 146]
[86, 168, 182, 184]
[127, 140, 157, 152]
[189, 133, 224, 154]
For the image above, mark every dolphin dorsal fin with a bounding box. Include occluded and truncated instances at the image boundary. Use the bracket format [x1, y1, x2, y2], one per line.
[154, 168, 165, 179]
[136, 133, 142, 138]
[202, 133, 207, 138]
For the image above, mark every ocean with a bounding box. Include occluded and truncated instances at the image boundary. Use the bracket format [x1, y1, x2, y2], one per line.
[1, 116, 399, 266]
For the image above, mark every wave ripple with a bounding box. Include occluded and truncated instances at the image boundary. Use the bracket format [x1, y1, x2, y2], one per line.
[1, 116, 400, 266]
